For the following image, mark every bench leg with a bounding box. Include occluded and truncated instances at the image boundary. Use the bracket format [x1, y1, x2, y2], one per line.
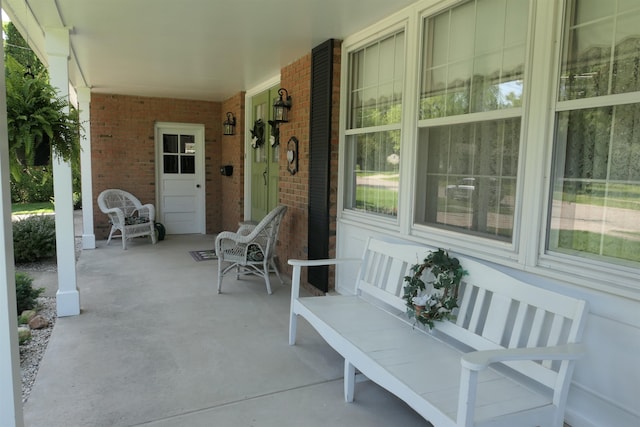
[344, 360, 356, 403]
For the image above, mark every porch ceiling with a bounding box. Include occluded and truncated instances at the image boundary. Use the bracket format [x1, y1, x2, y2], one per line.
[3, 0, 416, 102]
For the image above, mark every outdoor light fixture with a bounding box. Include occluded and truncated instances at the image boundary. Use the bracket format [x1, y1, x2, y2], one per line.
[272, 88, 292, 123]
[223, 112, 236, 135]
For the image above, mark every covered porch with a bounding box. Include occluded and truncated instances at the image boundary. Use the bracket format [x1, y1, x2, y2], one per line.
[1, 0, 639, 425]
[22, 235, 428, 426]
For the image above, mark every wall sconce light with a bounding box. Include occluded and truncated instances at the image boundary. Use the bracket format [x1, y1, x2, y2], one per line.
[272, 88, 292, 123]
[223, 112, 236, 135]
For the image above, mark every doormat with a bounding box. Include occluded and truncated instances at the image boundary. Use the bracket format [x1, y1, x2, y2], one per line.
[189, 249, 217, 262]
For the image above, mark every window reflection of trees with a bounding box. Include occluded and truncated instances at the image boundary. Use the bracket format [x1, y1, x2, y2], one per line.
[551, 1, 640, 264]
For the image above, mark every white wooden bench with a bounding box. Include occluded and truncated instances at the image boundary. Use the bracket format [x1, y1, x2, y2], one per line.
[288, 237, 588, 427]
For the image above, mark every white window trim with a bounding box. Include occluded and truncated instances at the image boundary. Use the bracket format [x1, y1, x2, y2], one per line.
[336, 0, 640, 299]
[532, 0, 640, 297]
[339, 15, 413, 231]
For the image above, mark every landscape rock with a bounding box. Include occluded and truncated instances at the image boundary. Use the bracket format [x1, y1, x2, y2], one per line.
[28, 315, 49, 330]
[19, 309, 37, 324]
[20, 296, 56, 403]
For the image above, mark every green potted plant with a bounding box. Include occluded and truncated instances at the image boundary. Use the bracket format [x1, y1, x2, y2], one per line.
[5, 55, 80, 181]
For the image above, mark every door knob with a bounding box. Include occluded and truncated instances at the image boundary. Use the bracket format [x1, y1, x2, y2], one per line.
[196, 184, 201, 188]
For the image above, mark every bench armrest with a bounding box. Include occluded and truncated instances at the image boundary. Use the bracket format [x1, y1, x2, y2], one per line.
[289, 258, 361, 299]
[457, 343, 585, 425]
[461, 343, 586, 371]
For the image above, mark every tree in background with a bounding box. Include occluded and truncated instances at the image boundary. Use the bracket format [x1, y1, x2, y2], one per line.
[4, 21, 46, 77]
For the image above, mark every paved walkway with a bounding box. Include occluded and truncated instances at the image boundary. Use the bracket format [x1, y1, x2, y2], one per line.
[22, 234, 430, 427]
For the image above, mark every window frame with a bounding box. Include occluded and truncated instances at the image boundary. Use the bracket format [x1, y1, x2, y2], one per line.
[339, 19, 411, 230]
[534, 0, 640, 291]
[411, 0, 531, 253]
[336, 0, 640, 298]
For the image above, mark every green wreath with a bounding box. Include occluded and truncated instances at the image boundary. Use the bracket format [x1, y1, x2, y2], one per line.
[402, 249, 466, 329]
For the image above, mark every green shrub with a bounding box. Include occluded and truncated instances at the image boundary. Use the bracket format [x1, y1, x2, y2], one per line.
[12, 215, 56, 263]
[72, 191, 82, 209]
[15, 272, 44, 314]
[10, 166, 54, 203]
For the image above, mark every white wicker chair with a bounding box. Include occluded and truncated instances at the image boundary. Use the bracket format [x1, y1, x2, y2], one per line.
[215, 205, 287, 294]
[97, 189, 157, 250]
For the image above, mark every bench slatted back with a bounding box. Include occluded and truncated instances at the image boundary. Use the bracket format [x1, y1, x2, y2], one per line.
[357, 238, 428, 313]
[355, 238, 588, 396]
[436, 256, 588, 391]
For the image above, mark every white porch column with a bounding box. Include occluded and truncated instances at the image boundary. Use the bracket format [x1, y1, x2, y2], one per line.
[0, 4, 25, 424]
[77, 87, 95, 250]
[46, 27, 80, 317]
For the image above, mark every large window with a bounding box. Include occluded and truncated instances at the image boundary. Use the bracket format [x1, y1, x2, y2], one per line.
[549, 0, 640, 265]
[344, 30, 405, 218]
[415, 0, 529, 240]
[339, 0, 640, 294]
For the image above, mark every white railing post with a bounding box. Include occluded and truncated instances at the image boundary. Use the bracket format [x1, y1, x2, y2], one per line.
[0, 4, 25, 422]
[46, 27, 80, 316]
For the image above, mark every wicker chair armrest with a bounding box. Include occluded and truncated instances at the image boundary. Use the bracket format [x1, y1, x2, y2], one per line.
[237, 221, 259, 236]
[215, 230, 239, 249]
[216, 230, 268, 253]
[102, 207, 126, 226]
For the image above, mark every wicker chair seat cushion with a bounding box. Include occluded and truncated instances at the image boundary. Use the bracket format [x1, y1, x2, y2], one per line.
[124, 216, 150, 225]
[222, 243, 265, 263]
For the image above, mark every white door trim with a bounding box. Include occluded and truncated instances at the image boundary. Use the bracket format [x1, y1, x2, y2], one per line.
[155, 122, 206, 234]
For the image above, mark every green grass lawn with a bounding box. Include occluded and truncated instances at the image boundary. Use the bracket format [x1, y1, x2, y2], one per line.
[11, 202, 54, 215]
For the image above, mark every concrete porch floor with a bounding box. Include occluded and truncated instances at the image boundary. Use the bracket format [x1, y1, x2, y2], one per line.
[23, 234, 430, 427]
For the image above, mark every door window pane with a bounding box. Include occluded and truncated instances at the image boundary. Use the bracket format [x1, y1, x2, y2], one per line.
[164, 155, 178, 174]
[181, 156, 195, 174]
[164, 133, 195, 174]
[163, 134, 178, 153]
[181, 135, 195, 154]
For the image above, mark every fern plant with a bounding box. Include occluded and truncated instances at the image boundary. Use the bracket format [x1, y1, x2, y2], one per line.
[5, 55, 80, 181]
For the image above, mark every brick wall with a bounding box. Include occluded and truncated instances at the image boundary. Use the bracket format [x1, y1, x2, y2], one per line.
[220, 93, 246, 232]
[91, 94, 221, 238]
[278, 54, 311, 285]
[89, 46, 341, 293]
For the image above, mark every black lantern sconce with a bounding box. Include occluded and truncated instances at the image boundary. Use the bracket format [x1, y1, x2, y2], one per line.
[272, 88, 292, 123]
[223, 112, 236, 136]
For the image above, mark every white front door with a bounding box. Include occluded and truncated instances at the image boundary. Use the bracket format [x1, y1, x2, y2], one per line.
[155, 123, 205, 234]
